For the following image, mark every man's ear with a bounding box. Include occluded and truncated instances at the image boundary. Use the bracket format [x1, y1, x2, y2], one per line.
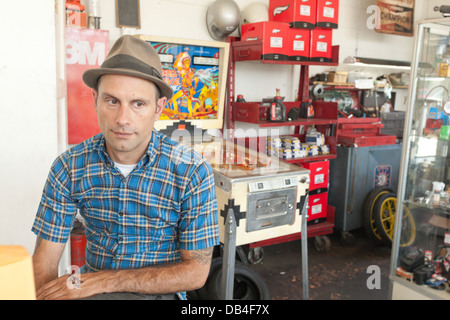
[91, 89, 98, 112]
[155, 97, 167, 120]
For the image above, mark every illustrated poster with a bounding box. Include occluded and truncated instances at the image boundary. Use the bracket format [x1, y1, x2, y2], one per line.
[148, 41, 221, 121]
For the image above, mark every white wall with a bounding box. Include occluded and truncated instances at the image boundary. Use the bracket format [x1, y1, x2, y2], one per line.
[0, 0, 444, 254]
[0, 1, 60, 254]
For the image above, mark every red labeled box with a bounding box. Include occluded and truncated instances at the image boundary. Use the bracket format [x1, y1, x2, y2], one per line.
[241, 21, 290, 61]
[269, 0, 317, 29]
[316, 0, 339, 29]
[302, 160, 329, 190]
[308, 192, 328, 221]
[288, 28, 310, 61]
[310, 28, 332, 62]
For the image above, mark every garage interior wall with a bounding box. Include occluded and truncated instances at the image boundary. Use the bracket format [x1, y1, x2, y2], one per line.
[0, 0, 444, 255]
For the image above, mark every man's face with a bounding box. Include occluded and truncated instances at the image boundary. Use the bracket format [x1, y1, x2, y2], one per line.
[92, 74, 166, 164]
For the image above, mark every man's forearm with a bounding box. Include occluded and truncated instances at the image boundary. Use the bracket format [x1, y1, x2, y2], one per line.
[36, 247, 212, 300]
[32, 236, 67, 292]
[98, 260, 205, 295]
[96, 248, 212, 295]
[33, 256, 59, 291]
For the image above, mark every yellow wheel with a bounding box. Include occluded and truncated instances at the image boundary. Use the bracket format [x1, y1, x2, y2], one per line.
[363, 187, 394, 244]
[373, 193, 416, 247]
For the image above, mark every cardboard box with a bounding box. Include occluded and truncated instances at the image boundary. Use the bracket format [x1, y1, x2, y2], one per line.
[241, 21, 290, 61]
[328, 71, 348, 83]
[316, 0, 339, 29]
[310, 28, 333, 62]
[269, 0, 317, 29]
[288, 28, 310, 61]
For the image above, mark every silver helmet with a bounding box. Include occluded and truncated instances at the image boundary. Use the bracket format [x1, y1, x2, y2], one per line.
[206, 0, 240, 40]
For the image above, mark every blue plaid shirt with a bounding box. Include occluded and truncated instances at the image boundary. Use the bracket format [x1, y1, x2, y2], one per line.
[32, 129, 219, 299]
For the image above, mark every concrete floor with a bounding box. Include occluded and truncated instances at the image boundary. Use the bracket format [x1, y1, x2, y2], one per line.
[250, 228, 393, 300]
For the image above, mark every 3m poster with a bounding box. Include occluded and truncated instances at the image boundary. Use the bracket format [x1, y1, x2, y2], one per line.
[148, 40, 221, 121]
[66, 28, 109, 144]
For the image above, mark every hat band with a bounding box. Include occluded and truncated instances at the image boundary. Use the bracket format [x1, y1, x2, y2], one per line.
[101, 54, 163, 80]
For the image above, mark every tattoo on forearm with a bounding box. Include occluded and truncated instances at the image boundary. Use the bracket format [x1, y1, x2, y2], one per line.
[192, 247, 213, 265]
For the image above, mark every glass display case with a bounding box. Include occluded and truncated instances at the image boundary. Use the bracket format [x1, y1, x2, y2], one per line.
[390, 18, 450, 300]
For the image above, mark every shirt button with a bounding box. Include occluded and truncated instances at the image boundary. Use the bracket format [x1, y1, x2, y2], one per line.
[119, 211, 124, 216]
[119, 237, 123, 242]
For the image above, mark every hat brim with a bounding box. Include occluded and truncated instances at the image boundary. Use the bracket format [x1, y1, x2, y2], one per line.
[82, 67, 174, 100]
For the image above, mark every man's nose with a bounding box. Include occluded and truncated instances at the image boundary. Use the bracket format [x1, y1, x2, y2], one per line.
[116, 105, 131, 126]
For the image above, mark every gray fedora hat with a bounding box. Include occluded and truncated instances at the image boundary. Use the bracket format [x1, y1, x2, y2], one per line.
[83, 35, 173, 100]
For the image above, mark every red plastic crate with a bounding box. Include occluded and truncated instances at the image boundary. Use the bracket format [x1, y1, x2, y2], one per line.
[308, 192, 328, 221]
[302, 160, 329, 190]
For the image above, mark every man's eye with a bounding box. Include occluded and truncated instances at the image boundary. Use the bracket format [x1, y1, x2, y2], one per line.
[133, 101, 145, 108]
[106, 98, 119, 106]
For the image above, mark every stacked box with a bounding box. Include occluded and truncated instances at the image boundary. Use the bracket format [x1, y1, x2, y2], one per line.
[302, 160, 330, 223]
[310, 28, 333, 62]
[288, 28, 311, 62]
[267, 135, 330, 159]
[316, 0, 339, 29]
[266, 0, 338, 62]
[241, 21, 290, 61]
[269, 0, 317, 29]
[306, 128, 325, 146]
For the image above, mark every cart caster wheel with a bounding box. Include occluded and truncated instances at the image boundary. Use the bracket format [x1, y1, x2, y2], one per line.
[339, 231, 356, 247]
[314, 235, 331, 253]
[248, 247, 264, 264]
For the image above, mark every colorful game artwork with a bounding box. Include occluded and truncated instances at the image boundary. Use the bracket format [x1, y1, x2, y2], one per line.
[148, 40, 221, 121]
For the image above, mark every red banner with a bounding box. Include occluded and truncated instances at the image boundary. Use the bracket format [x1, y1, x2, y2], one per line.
[66, 28, 109, 144]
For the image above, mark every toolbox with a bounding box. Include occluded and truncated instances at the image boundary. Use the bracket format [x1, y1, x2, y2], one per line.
[380, 111, 405, 138]
[337, 117, 397, 147]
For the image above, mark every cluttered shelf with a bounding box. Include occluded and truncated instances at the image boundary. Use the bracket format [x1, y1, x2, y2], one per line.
[232, 101, 338, 125]
[311, 81, 408, 90]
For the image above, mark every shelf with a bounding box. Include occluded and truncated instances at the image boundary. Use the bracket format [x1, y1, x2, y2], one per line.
[404, 199, 450, 216]
[232, 39, 339, 66]
[282, 153, 337, 163]
[311, 81, 408, 89]
[232, 101, 338, 126]
[257, 118, 337, 127]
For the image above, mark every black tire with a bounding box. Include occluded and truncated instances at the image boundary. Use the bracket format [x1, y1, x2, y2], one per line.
[206, 261, 271, 300]
[373, 192, 397, 245]
[363, 187, 394, 244]
[373, 192, 416, 247]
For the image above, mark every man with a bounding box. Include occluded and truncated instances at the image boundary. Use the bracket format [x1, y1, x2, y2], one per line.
[31, 35, 219, 300]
